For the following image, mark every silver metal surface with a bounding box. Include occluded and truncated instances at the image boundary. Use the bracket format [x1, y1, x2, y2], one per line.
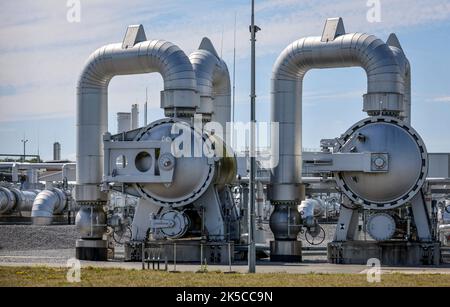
[269, 18, 409, 204]
[11, 188, 38, 212]
[0, 187, 16, 214]
[270, 240, 302, 262]
[31, 188, 67, 225]
[411, 192, 432, 241]
[269, 204, 302, 241]
[335, 117, 428, 210]
[133, 120, 212, 207]
[189, 37, 231, 138]
[129, 119, 236, 207]
[303, 152, 390, 173]
[387, 33, 411, 124]
[0, 187, 41, 214]
[75, 205, 107, 239]
[158, 210, 190, 239]
[102, 133, 175, 184]
[76, 24, 198, 203]
[366, 213, 396, 241]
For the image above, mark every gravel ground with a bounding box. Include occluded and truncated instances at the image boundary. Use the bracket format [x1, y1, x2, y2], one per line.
[0, 225, 78, 251]
[0, 224, 335, 252]
[0, 249, 75, 264]
[0, 224, 334, 265]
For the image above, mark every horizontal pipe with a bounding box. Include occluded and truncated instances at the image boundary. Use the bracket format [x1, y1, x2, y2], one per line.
[0, 163, 75, 170]
[0, 187, 16, 214]
[0, 187, 40, 215]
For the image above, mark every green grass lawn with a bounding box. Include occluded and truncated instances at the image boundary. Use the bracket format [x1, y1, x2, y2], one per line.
[1, 266, 450, 287]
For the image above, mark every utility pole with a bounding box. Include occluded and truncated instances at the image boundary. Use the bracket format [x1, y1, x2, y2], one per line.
[21, 136, 29, 162]
[248, 0, 260, 274]
[232, 12, 237, 124]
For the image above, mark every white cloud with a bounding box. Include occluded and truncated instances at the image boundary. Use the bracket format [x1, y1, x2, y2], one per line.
[1, 0, 450, 123]
[429, 96, 450, 103]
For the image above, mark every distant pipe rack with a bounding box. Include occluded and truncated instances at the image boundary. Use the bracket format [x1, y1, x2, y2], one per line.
[0, 154, 41, 160]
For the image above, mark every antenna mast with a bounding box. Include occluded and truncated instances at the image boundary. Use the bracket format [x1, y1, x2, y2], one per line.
[248, 0, 260, 274]
[232, 12, 237, 124]
[144, 87, 148, 126]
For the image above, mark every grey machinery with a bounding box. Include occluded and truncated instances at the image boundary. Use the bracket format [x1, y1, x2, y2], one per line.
[269, 18, 440, 265]
[75, 25, 239, 262]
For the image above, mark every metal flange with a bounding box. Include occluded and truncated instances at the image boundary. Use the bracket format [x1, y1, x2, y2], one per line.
[334, 117, 428, 210]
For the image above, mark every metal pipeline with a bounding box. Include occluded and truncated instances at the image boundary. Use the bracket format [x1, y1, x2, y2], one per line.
[76, 24, 198, 204]
[11, 188, 39, 212]
[269, 18, 409, 202]
[0, 187, 40, 215]
[189, 37, 231, 142]
[0, 187, 16, 214]
[75, 25, 199, 260]
[31, 188, 67, 225]
[386, 33, 411, 124]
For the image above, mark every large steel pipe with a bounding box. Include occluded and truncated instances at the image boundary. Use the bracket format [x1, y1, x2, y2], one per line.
[268, 17, 410, 262]
[76, 26, 198, 203]
[75, 24, 199, 260]
[0, 187, 16, 214]
[0, 187, 40, 215]
[270, 18, 409, 202]
[31, 188, 67, 225]
[189, 38, 231, 141]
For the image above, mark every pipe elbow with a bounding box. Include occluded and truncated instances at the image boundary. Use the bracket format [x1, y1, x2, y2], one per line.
[31, 188, 67, 225]
[189, 49, 230, 98]
[189, 38, 231, 126]
[76, 32, 200, 201]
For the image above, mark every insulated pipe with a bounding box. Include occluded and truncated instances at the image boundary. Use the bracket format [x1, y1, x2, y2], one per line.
[31, 188, 67, 225]
[0, 162, 76, 170]
[0, 187, 40, 214]
[0, 187, 16, 214]
[75, 25, 198, 260]
[76, 25, 198, 204]
[189, 38, 231, 142]
[387, 33, 411, 124]
[10, 188, 39, 212]
[270, 18, 408, 202]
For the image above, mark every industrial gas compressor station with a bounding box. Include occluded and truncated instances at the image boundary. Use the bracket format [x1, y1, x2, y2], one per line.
[1, 15, 450, 268]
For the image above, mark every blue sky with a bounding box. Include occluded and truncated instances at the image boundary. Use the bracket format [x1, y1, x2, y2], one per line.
[0, 0, 449, 160]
